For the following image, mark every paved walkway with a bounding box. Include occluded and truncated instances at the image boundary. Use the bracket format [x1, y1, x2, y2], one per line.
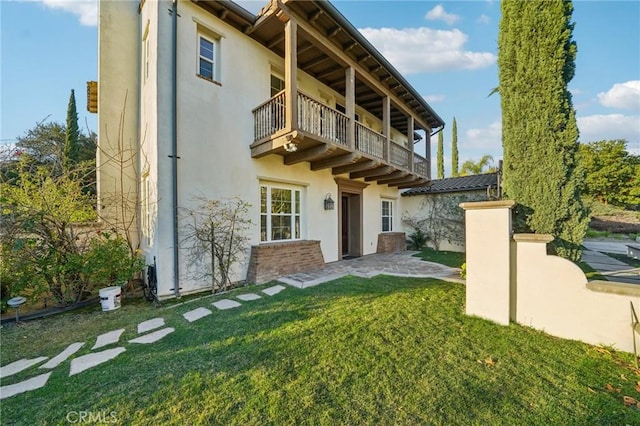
[581, 239, 639, 285]
[277, 251, 462, 288]
[1, 251, 458, 401]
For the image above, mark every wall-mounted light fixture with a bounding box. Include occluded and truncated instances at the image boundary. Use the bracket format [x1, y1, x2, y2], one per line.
[284, 141, 298, 152]
[324, 193, 335, 210]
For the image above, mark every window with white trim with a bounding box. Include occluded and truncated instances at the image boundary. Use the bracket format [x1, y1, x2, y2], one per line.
[260, 185, 302, 242]
[198, 33, 220, 82]
[381, 199, 393, 232]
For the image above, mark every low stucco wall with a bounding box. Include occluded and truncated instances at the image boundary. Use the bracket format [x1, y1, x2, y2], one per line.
[513, 234, 640, 353]
[461, 200, 640, 354]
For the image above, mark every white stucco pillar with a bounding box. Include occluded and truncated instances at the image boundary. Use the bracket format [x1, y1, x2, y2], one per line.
[459, 200, 516, 325]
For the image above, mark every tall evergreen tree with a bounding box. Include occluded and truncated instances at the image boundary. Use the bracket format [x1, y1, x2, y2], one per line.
[498, 0, 588, 261]
[451, 117, 458, 177]
[64, 89, 80, 171]
[436, 129, 444, 179]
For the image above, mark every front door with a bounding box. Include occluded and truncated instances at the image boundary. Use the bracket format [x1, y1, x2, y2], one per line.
[341, 195, 349, 256]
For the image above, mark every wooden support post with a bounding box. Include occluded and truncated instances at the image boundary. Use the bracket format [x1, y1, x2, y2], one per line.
[407, 116, 414, 172]
[383, 96, 390, 161]
[345, 66, 356, 149]
[285, 19, 298, 132]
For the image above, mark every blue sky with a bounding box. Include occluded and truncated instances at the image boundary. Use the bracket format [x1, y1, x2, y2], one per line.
[2, 0, 639, 175]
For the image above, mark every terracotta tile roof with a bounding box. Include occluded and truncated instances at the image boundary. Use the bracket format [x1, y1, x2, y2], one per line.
[402, 172, 499, 196]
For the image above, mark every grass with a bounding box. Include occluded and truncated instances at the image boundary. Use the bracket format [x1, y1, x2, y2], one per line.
[414, 247, 465, 268]
[576, 261, 608, 281]
[2, 276, 640, 425]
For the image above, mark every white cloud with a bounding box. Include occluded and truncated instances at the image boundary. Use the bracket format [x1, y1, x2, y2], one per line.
[23, 0, 97, 26]
[465, 120, 502, 152]
[597, 81, 640, 110]
[477, 14, 491, 25]
[425, 4, 460, 26]
[359, 27, 495, 74]
[577, 114, 640, 148]
[424, 94, 445, 103]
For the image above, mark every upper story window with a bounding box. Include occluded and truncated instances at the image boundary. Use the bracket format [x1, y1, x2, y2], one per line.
[198, 34, 218, 81]
[260, 184, 302, 242]
[271, 74, 284, 97]
[381, 199, 394, 232]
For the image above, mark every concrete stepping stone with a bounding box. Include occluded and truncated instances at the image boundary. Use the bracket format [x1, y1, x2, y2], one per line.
[212, 299, 242, 310]
[0, 372, 51, 400]
[69, 347, 126, 376]
[262, 285, 286, 296]
[236, 293, 261, 301]
[92, 329, 125, 350]
[0, 357, 48, 379]
[40, 343, 84, 369]
[137, 318, 165, 334]
[183, 307, 212, 322]
[129, 327, 174, 344]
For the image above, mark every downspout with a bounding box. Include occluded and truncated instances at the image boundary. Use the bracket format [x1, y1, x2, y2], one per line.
[170, 0, 181, 297]
[429, 124, 445, 139]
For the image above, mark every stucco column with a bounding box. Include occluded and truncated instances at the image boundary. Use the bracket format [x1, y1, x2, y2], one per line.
[459, 200, 516, 325]
[284, 19, 298, 131]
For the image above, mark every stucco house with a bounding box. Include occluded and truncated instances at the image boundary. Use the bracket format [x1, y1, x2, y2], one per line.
[401, 172, 501, 252]
[97, 0, 445, 298]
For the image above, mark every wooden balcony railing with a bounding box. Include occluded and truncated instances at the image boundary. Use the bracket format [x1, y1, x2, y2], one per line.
[414, 153, 428, 177]
[390, 142, 411, 170]
[252, 90, 428, 179]
[252, 90, 286, 141]
[355, 122, 385, 160]
[297, 92, 349, 147]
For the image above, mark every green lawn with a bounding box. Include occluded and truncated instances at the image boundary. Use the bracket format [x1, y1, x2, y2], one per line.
[414, 248, 465, 268]
[2, 276, 639, 425]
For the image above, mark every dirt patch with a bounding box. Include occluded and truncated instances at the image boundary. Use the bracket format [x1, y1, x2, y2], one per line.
[590, 216, 640, 234]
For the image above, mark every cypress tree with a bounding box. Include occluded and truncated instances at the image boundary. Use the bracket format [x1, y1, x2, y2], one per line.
[498, 0, 588, 261]
[64, 89, 80, 171]
[451, 117, 458, 177]
[437, 130, 444, 179]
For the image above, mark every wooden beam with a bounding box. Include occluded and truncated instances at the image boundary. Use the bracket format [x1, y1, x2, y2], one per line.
[407, 116, 414, 172]
[397, 179, 429, 189]
[311, 152, 361, 171]
[276, 2, 433, 131]
[267, 34, 285, 48]
[284, 144, 335, 165]
[350, 165, 393, 179]
[382, 175, 418, 186]
[343, 41, 357, 52]
[219, 9, 228, 19]
[332, 159, 379, 175]
[345, 66, 355, 149]
[298, 42, 315, 55]
[302, 55, 330, 69]
[382, 96, 390, 161]
[370, 170, 407, 183]
[316, 65, 343, 80]
[327, 26, 341, 38]
[308, 8, 323, 23]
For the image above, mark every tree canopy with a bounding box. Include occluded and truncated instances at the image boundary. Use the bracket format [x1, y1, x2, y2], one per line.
[498, 0, 588, 260]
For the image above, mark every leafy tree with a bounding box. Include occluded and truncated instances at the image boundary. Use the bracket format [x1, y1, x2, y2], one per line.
[579, 139, 639, 207]
[437, 130, 444, 179]
[498, 0, 588, 261]
[64, 89, 80, 171]
[181, 197, 252, 292]
[460, 155, 495, 176]
[451, 117, 459, 177]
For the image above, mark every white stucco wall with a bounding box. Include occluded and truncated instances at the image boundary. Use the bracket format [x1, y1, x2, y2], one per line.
[101, 0, 419, 298]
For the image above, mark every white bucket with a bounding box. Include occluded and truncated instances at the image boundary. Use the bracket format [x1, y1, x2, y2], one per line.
[99, 286, 122, 311]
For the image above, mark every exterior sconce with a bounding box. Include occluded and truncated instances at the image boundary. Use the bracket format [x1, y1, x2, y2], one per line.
[284, 141, 298, 152]
[324, 193, 335, 210]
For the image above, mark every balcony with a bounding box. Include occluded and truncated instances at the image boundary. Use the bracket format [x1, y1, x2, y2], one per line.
[251, 90, 429, 187]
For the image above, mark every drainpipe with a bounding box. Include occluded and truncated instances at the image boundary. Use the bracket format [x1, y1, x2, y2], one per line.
[429, 124, 445, 139]
[170, 0, 181, 297]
